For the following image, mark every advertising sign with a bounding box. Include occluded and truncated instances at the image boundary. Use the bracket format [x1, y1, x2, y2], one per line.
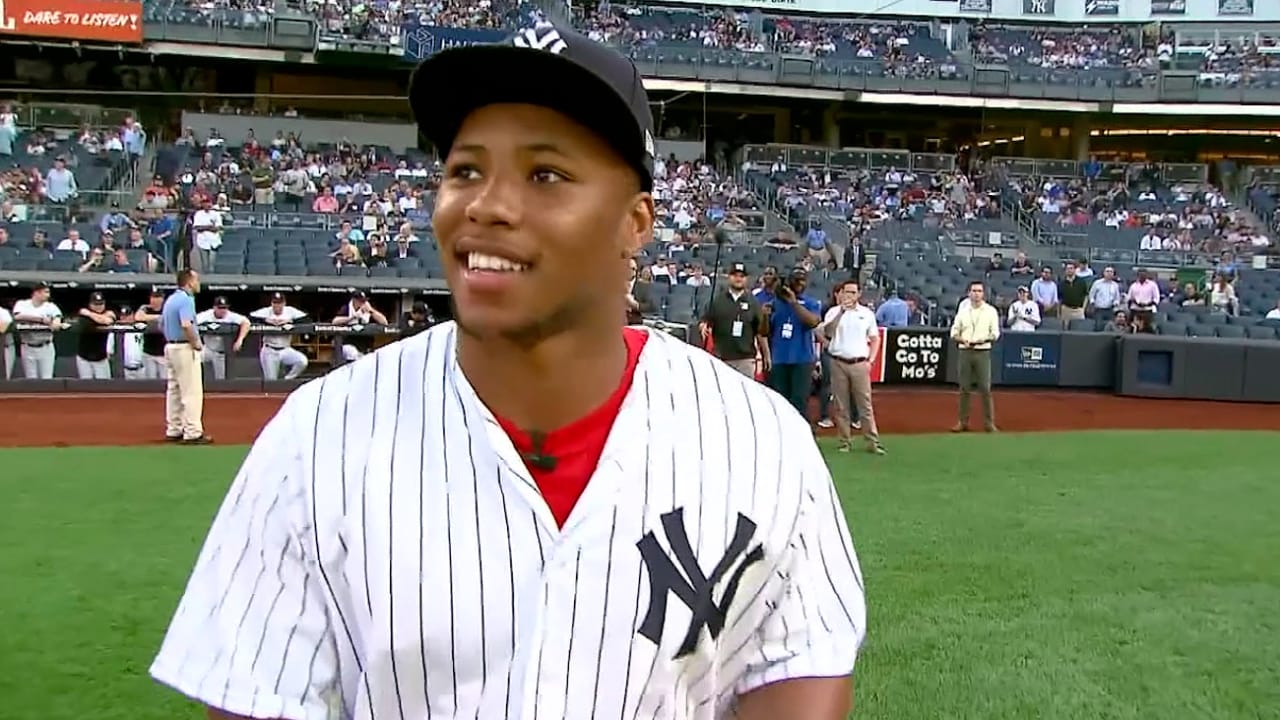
[959, 0, 993, 10]
[999, 333, 1061, 386]
[1085, 0, 1120, 14]
[883, 328, 949, 384]
[1149, 0, 1186, 14]
[1217, 0, 1253, 14]
[1022, 0, 1056, 14]
[0, 0, 142, 43]
[401, 23, 504, 62]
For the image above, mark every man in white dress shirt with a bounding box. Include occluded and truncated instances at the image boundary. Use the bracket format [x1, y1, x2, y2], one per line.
[820, 279, 885, 454]
[196, 296, 251, 380]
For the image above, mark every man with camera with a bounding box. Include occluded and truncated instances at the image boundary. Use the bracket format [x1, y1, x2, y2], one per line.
[765, 266, 822, 418]
[700, 261, 769, 378]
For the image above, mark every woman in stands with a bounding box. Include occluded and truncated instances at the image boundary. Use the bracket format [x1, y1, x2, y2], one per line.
[1209, 273, 1238, 316]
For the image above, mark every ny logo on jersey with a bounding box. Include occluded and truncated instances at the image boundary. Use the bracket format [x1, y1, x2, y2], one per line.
[512, 25, 568, 54]
[636, 508, 764, 658]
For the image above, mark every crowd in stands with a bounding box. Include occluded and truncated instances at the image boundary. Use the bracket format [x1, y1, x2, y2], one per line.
[1007, 163, 1272, 258]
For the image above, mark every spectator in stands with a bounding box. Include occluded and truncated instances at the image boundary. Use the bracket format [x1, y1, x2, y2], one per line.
[389, 235, 418, 266]
[1010, 251, 1033, 276]
[332, 236, 363, 270]
[1265, 299, 1280, 321]
[1127, 268, 1161, 318]
[875, 292, 910, 327]
[312, 187, 340, 214]
[1086, 266, 1123, 318]
[78, 247, 107, 273]
[1108, 310, 1131, 334]
[191, 198, 224, 272]
[1209, 273, 1237, 316]
[1007, 286, 1041, 332]
[57, 228, 90, 257]
[107, 247, 138, 273]
[1058, 261, 1088, 322]
[1031, 266, 1059, 315]
[43, 157, 77, 204]
[685, 264, 712, 288]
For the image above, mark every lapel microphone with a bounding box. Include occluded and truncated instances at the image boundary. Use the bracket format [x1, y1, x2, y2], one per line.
[523, 430, 558, 472]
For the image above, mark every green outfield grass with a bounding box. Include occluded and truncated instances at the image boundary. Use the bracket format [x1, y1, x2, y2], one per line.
[1, 431, 1277, 720]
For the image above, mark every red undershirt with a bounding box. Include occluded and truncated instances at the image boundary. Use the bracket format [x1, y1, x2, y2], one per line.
[494, 327, 649, 528]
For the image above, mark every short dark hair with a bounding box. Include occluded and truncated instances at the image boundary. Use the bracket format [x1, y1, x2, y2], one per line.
[839, 279, 860, 292]
[176, 268, 197, 287]
[967, 280, 985, 291]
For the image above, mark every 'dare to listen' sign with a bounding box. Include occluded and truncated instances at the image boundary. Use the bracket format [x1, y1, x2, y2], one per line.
[0, 0, 143, 43]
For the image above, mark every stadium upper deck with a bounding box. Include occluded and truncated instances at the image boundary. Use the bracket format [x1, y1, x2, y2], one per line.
[4, 0, 1280, 108]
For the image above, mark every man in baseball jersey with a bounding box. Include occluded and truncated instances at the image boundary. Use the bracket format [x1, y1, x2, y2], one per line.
[196, 296, 250, 380]
[151, 23, 865, 720]
[74, 291, 117, 379]
[250, 293, 309, 380]
[133, 289, 172, 380]
[0, 302, 13, 379]
[161, 269, 211, 444]
[12, 282, 68, 379]
[332, 290, 389, 363]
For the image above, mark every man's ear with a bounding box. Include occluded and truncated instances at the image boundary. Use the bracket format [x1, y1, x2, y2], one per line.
[623, 192, 655, 259]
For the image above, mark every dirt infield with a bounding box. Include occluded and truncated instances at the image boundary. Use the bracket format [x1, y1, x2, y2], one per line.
[0, 389, 1276, 448]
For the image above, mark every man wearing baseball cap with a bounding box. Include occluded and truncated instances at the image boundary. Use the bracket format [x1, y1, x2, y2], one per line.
[73, 291, 117, 379]
[700, 261, 769, 378]
[152, 23, 863, 720]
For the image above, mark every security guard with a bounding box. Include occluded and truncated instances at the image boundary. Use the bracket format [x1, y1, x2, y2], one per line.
[699, 262, 769, 378]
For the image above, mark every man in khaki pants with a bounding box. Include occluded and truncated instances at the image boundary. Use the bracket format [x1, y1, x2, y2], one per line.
[160, 269, 211, 444]
[820, 279, 884, 455]
[950, 280, 1001, 433]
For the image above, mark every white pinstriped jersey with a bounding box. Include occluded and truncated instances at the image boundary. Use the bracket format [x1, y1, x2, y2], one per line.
[150, 322, 866, 720]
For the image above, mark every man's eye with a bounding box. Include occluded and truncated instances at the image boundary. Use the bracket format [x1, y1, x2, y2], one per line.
[447, 165, 480, 181]
[531, 168, 566, 184]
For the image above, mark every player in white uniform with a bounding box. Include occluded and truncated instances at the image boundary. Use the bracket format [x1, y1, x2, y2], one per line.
[249, 293, 309, 380]
[0, 303, 13, 379]
[12, 282, 68, 379]
[151, 24, 865, 720]
[195, 296, 251, 380]
[331, 290, 389, 362]
[1006, 286, 1041, 332]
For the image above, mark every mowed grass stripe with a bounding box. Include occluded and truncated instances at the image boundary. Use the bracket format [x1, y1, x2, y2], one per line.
[0, 432, 1276, 720]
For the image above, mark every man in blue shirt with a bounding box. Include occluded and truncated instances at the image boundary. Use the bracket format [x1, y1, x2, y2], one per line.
[875, 292, 910, 327]
[765, 267, 822, 418]
[160, 269, 210, 444]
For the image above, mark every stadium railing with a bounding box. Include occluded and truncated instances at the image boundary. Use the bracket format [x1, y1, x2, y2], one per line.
[5, 323, 1280, 403]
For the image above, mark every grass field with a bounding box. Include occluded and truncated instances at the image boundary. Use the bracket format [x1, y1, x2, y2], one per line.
[1, 431, 1277, 720]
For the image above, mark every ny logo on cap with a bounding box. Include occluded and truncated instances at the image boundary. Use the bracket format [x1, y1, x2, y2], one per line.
[513, 25, 567, 54]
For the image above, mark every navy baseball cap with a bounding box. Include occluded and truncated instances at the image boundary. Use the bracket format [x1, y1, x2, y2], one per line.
[407, 22, 656, 191]
[88, 291, 105, 304]
[213, 296, 229, 307]
[729, 262, 748, 275]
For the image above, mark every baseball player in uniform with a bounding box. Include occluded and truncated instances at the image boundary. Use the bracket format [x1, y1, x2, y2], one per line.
[250, 293, 309, 380]
[132, 289, 171, 380]
[12, 282, 68, 379]
[111, 305, 149, 380]
[196, 296, 251, 380]
[332, 290, 389, 363]
[0, 302, 13, 379]
[152, 24, 865, 720]
[74, 291, 117, 379]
